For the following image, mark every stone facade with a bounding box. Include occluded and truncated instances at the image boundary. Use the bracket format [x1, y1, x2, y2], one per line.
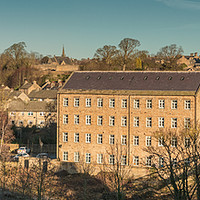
[19, 80, 41, 95]
[8, 100, 57, 128]
[57, 71, 200, 176]
[56, 64, 79, 72]
[177, 52, 200, 70]
[9, 110, 56, 128]
[7, 80, 58, 128]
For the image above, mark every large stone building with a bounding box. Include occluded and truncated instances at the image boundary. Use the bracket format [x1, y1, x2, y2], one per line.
[57, 71, 200, 175]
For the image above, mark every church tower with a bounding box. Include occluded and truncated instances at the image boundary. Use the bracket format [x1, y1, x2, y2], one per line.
[62, 46, 66, 57]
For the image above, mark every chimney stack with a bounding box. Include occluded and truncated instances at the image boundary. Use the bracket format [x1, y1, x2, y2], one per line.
[58, 79, 63, 87]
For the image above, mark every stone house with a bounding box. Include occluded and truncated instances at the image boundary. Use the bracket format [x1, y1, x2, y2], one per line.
[7, 80, 58, 128]
[177, 52, 200, 70]
[28, 90, 57, 102]
[8, 99, 56, 128]
[19, 80, 41, 95]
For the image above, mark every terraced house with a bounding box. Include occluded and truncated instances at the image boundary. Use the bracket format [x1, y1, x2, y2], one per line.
[57, 71, 200, 175]
[7, 81, 58, 128]
[8, 99, 56, 128]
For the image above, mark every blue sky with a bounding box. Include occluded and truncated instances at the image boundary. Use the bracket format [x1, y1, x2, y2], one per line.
[0, 0, 199, 59]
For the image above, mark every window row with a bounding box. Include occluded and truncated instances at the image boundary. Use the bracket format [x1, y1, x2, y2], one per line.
[63, 114, 191, 128]
[63, 152, 189, 167]
[63, 115, 126, 126]
[63, 152, 127, 165]
[63, 133, 126, 145]
[11, 120, 45, 127]
[63, 97, 126, 108]
[63, 133, 191, 148]
[63, 98, 191, 110]
[10, 112, 48, 117]
[133, 136, 191, 148]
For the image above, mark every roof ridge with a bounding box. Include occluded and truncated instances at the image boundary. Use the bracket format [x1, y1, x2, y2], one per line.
[75, 71, 200, 73]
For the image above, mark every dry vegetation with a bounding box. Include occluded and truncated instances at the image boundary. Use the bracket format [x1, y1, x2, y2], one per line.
[0, 160, 173, 200]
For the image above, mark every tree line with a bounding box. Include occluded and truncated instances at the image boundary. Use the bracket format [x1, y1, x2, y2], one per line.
[0, 40, 187, 89]
[80, 38, 186, 71]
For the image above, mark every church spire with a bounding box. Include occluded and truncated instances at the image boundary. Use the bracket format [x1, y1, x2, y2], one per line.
[62, 45, 66, 57]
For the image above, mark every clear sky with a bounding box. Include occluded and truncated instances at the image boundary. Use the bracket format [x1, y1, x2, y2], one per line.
[0, 0, 199, 59]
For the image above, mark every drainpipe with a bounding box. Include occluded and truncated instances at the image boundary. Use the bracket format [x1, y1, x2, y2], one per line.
[194, 84, 200, 129]
[128, 95, 130, 165]
[57, 93, 60, 160]
[195, 95, 197, 129]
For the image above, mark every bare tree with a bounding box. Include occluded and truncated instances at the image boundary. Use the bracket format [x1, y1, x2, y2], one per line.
[0, 89, 15, 155]
[0, 90, 15, 197]
[44, 101, 57, 127]
[94, 45, 118, 67]
[144, 126, 200, 200]
[15, 164, 32, 199]
[99, 141, 132, 200]
[0, 42, 39, 88]
[77, 153, 95, 200]
[157, 44, 184, 70]
[30, 158, 55, 200]
[118, 38, 140, 71]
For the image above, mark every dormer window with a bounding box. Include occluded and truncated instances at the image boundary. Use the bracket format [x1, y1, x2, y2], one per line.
[168, 76, 172, 80]
[144, 76, 148, 80]
[180, 76, 185, 80]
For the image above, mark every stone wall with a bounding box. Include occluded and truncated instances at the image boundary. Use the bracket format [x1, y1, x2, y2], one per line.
[56, 65, 79, 72]
[33, 64, 79, 72]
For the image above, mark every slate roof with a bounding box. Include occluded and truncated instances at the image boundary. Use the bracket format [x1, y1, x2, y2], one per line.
[20, 82, 32, 89]
[8, 91, 22, 98]
[0, 90, 11, 100]
[62, 71, 200, 92]
[28, 90, 58, 99]
[8, 99, 56, 112]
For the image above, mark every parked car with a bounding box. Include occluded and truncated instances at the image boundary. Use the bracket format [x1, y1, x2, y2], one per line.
[17, 147, 30, 154]
[14, 153, 29, 161]
[36, 153, 50, 160]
